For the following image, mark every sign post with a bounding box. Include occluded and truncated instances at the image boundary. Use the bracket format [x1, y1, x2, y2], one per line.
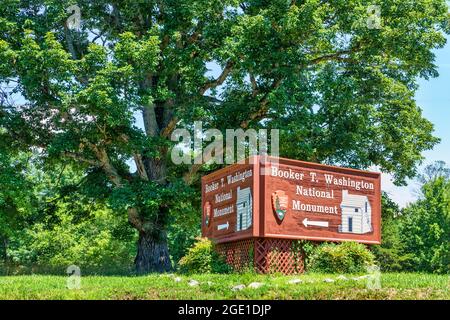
[201, 156, 381, 273]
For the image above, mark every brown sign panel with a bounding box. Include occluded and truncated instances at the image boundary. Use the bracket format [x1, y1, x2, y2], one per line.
[202, 163, 256, 242]
[202, 156, 381, 244]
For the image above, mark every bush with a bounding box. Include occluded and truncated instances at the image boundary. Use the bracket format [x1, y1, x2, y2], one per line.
[6, 203, 137, 275]
[178, 237, 230, 274]
[307, 242, 376, 274]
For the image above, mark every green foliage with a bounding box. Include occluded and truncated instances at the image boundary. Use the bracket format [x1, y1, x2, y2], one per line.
[372, 163, 450, 274]
[400, 176, 450, 274]
[291, 240, 317, 272]
[167, 204, 201, 265]
[3, 179, 138, 274]
[308, 242, 376, 274]
[0, 0, 447, 189]
[0, 149, 36, 261]
[178, 237, 230, 274]
[6, 203, 136, 275]
[166, 180, 202, 264]
[372, 193, 414, 271]
[1, 0, 450, 272]
[0, 157, 137, 275]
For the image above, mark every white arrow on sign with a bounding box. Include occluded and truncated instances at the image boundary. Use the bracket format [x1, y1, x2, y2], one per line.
[217, 222, 229, 231]
[302, 218, 329, 228]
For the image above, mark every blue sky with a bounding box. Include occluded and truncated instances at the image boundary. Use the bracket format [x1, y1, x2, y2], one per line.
[417, 41, 450, 165]
[384, 36, 450, 207]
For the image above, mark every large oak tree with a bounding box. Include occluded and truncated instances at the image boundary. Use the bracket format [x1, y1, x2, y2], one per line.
[0, 0, 449, 273]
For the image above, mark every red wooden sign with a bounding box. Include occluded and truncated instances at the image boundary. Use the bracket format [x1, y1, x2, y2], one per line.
[202, 156, 381, 244]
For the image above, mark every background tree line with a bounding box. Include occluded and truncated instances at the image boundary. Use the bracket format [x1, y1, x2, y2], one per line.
[373, 161, 450, 274]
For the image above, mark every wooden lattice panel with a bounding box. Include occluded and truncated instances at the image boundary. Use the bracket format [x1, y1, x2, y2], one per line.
[216, 239, 255, 272]
[216, 238, 304, 274]
[255, 238, 304, 274]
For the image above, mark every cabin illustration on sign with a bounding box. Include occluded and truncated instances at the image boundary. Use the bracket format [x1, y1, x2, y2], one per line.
[236, 186, 252, 232]
[338, 190, 372, 234]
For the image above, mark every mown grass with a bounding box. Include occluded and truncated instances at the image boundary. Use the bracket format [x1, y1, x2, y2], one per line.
[0, 273, 448, 300]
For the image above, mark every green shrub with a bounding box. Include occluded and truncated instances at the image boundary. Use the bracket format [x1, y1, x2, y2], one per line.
[178, 237, 230, 274]
[307, 242, 376, 274]
[6, 203, 136, 275]
[292, 240, 317, 272]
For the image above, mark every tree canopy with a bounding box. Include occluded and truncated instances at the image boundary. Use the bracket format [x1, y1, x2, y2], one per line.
[1, 0, 449, 272]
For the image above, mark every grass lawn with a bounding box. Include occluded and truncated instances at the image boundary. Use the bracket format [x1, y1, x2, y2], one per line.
[0, 273, 448, 300]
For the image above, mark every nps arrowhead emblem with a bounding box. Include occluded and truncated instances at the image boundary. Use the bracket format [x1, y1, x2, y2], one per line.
[272, 190, 288, 222]
[204, 201, 211, 227]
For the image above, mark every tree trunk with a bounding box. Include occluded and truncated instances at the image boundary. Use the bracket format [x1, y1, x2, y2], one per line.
[127, 153, 171, 274]
[0, 235, 7, 261]
[135, 231, 172, 274]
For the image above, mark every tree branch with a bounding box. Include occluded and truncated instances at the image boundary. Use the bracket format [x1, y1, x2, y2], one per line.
[250, 73, 259, 98]
[199, 60, 234, 95]
[63, 151, 100, 166]
[240, 78, 283, 129]
[133, 153, 149, 181]
[128, 207, 144, 232]
[143, 104, 159, 137]
[239, 47, 359, 129]
[63, 25, 78, 60]
[183, 144, 227, 185]
[308, 46, 360, 66]
[119, 133, 149, 181]
[160, 117, 178, 138]
[81, 140, 123, 187]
